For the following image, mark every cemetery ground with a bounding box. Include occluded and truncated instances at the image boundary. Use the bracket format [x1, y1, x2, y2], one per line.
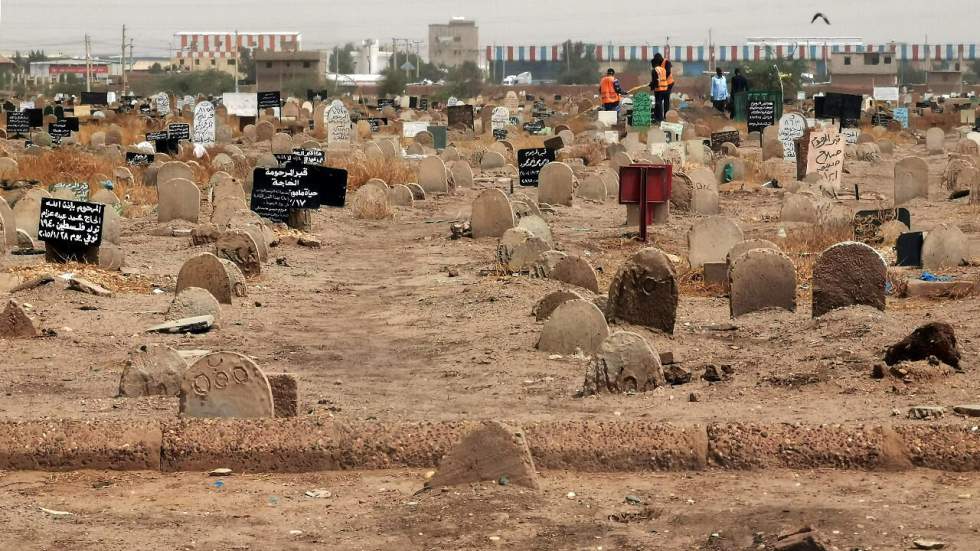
[2, 110, 980, 548]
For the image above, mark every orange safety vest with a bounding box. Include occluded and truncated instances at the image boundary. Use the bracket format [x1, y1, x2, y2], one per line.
[600, 76, 620, 104]
[654, 66, 669, 92]
[660, 59, 674, 87]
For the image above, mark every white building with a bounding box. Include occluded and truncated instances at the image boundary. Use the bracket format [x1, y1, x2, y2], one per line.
[353, 39, 392, 75]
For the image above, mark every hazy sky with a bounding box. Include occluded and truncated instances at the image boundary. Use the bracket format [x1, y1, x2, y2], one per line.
[1, 0, 974, 58]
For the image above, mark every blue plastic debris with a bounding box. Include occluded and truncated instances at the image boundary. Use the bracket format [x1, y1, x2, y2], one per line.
[920, 271, 952, 282]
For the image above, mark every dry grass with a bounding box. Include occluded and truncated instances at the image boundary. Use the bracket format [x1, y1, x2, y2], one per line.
[14, 148, 159, 208]
[330, 157, 416, 191]
[1, 262, 156, 294]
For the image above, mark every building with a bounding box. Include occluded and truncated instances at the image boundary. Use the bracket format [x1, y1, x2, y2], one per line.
[353, 39, 392, 75]
[28, 58, 112, 84]
[255, 50, 327, 90]
[827, 50, 898, 93]
[428, 18, 479, 68]
[173, 31, 302, 76]
[926, 70, 963, 94]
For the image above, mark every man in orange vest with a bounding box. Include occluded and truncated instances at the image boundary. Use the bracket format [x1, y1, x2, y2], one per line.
[649, 54, 670, 122]
[599, 68, 625, 111]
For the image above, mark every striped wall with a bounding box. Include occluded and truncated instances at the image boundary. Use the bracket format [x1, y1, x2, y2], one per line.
[486, 43, 980, 63]
[175, 32, 302, 59]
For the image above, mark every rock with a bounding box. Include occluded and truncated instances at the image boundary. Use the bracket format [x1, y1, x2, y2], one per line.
[607, 248, 678, 334]
[532, 289, 584, 321]
[66, 277, 112, 297]
[0, 300, 38, 338]
[952, 405, 980, 417]
[811, 242, 886, 318]
[728, 249, 796, 317]
[773, 530, 830, 551]
[191, 224, 221, 245]
[549, 255, 599, 293]
[167, 287, 222, 325]
[663, 363, 692, 385]
[912, 540, 946, 550]
[146, 315, 214, 334]
[908, 406, 945, 420]
[118, 344, 187, 397]
[884, 322, 960, 369]
[702, 364, 734, 382]
[178, 351, 275, 418]
[581, 331, 666, 395]
[428, 421, 538, 489]
[536, 299, 609, 355]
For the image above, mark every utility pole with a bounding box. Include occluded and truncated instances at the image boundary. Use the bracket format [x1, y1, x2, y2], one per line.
[121, 24, 127, 94]
[128, 39, 134, 74]
[85, 34, 92, 92]
[234, 30, 240, 92]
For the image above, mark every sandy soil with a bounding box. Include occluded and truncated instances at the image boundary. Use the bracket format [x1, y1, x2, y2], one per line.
[2, 468, 979, 550]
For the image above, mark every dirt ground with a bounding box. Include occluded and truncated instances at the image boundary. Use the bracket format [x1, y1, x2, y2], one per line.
[2, 468, 978, 550]
[2, 123, 980, 547]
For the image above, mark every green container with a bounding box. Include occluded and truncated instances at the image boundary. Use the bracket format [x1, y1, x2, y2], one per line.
[733, 91, 783, 122]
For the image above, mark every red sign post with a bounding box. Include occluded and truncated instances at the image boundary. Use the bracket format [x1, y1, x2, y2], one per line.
[618, 163, 672, 242]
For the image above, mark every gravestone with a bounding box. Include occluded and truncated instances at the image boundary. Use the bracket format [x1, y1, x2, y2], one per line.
[582, 331, 666, 394]
[921, 224, 968, 270]
[687, 217, 743, 269]
[812, 242, 886, 317]
[449, 161, 474, 189]
[894, 157, 929, 205]
[176, 252, 246, 304]
[497, 227, 549, 273]
[179, 352, 275, 418]
[481, 151, 506, 169]
[578, 174, 607, 202]
[926, 127, 945, 154]
[0, 197, 16, 247]
[158, 178, 201, 223]
[533, 289, 585, 321]
[727, 239, 780, 266]
[118, 344, 186, 397]
[777, 112, 807, 159]
[327, 101, 352, 144]
[536, 299, 609, 355]
[780, 193, 818, 223]
[428, 421, 538, 490]
[538, 162, 575, 206]
[418, 156, 449, 193]
[351, 183, 392, 220]
[167, 287, 222, 325]
[729, 249, 797, 317]
[192, 101, 216, 144]
[388, 185, 414, 207]
[606, 247, 678, 334]
[470, 189, 515, 238]
[688, 166, 720, 215]
[216, 229, 262, 276]
[158, 160, 194, 186]
[549, 255, 600, 293]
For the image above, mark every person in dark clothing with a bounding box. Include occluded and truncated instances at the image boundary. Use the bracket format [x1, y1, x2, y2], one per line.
[650, 54, 670, 123]
[729, 67, 750, 119]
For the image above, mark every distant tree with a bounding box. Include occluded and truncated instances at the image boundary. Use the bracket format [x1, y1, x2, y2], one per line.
[557, 41, 599, 85]
[445, 61, 483, 98]
[151, 70, 235, 97]
[736, 50, 807, 98]
[328, 43, 357, 74]
[379, 67, 406, 96]
[400, 52, 446, 82]
[280, 75, 336, 98]
[149, 62, 164, 74]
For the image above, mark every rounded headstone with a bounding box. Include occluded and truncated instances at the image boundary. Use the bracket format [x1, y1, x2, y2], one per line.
[582, 331, 665, 394]
[536, 299, 609, 355]
[215, 229, 262, 277]
[780, 193, 818, 223]
[687, 216, 744, 269]
[549, 255, 599, 293]
[351, 183, 392, 220]
[176, 252, 241, 304]
[167, 287, 222, 325]
[497, 227, 549, 272]
[179, 352, 275, 418]
[471, 189, 515, 238]
[419, 156, 449, 193]
[158, 177, 201, 223]
[729, 249, 797, 318]
[894, 157, 929, 205]
[607, 247, 678, 334]
[538, 162, 575, 206]
[577, 174, 607, 202]
[388, 184, 415, 207]
[812, 242, 886, 318]
[533, 289, 585, 321]
[922, 224, 968, 270]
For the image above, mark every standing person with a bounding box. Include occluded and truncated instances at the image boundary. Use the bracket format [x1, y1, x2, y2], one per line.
[729, 67, 750, 119]
[710, 67, 729, 112]
[599, 68, 625, 112]
[659, 54, 674, 112]
[650, 54, 670, 123]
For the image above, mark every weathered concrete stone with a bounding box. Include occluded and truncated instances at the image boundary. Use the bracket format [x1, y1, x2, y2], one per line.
[687, 216, 743, 269]
[471, 189, 515, 238]
[922, 224, 968, 270]
[419, 156, 449, 193]
[606, 247, 678, 334]
[176, 252, 245, 304]
[729, 249, 797, 317]
[167, 287, 222, 325]
[812, 242, 886, 317]
[428, 421, 538, 489]
[582, 331, 666, 394]
[179, 352, 275, 418]
[549, 255, 599, 293]
[0, 299, 38, 338]
[497, 228, 549, 272]
[532, 289, 585, 321]
[118, 344, 187, 397]
[517, 214, 553, 248]
[536, 299, 609, 355]
[538, 162, 575, 206]
[158, 177, 201, 223]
